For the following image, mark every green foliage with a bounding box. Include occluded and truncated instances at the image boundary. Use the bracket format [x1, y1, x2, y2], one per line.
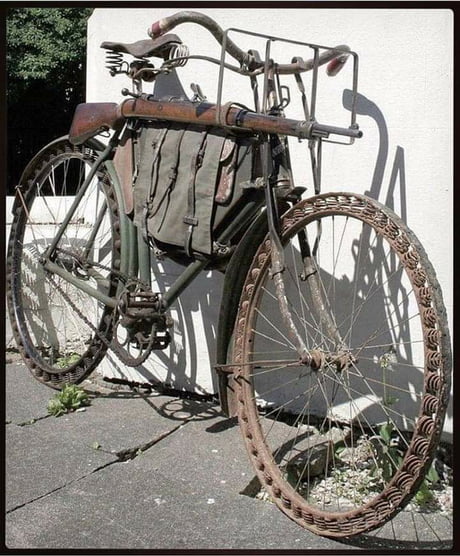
[47, 384, 90, 417]
[378, 422, 393, 444]
[6, 8, 94, 190]
[426, 464, 440, 484]
[414, 480, 434, 506]
[413, 462, 440, 507]
[367, 423, 403, 484]
[54, 352, 81, 369]
[370, 423, 440, 508]
[7, 8, 93, 96]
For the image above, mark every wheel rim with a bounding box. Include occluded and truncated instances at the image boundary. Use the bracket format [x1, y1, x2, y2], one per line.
[235, 193, 450, 536]
[7, 143, 120, 383]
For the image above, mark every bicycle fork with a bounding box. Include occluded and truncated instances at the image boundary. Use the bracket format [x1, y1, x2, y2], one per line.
[262, 138, 350, 371]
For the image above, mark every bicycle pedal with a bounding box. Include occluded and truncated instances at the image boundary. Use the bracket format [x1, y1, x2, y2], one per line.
[127, 290, 159, 308]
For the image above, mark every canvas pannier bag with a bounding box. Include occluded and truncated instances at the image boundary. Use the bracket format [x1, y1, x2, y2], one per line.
[133, 121, 265, 256]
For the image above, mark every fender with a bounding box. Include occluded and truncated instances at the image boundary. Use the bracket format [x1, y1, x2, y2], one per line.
[112, 130, 135, 215]
[216, 199, 292, 417]
[215, 210, 268, 417]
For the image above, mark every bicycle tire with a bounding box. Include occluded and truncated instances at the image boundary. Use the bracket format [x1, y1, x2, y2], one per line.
[233, 192, 451, 537]
[7, 138, 121, 388]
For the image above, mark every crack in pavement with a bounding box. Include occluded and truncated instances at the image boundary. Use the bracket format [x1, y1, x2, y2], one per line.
[6, 419, 188, 515]
[6, 415, 51, 427]
[115, 421, 186, 461]
[6, 458, 118, 515]
[17, 415, 52, 427]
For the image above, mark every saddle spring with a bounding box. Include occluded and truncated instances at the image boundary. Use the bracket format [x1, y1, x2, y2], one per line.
[105, 50, 129, 76]
[166, 43, 190, 68]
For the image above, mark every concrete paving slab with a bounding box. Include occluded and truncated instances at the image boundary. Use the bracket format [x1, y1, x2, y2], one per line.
[5, 409, 453, 550]
[6, 434, 453, 550]
[120, 408, 454, 550]
[5, 368, 222, 514]
[4, 363, 453, 550]
[5, 363, 54, 425]
[39, 392, 207, 455]
[5, 362, 218, 453]
[5, 423, 117, 511]
[361, 510, 453, 550]
[5, 436, 342, 550]
[141, 414, 252, 490]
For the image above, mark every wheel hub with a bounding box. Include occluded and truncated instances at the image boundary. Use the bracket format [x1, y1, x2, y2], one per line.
[307, 349, 356, 372]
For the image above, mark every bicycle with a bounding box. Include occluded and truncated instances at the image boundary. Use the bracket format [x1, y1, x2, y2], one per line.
[6, 11, 451, 538]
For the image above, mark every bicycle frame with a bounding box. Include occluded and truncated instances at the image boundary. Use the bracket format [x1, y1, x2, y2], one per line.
[42, 129, 266, 314]
[45, 26, 363, 384]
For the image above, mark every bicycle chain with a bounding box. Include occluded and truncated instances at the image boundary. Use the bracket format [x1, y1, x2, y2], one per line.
[49, 247, 162, 366]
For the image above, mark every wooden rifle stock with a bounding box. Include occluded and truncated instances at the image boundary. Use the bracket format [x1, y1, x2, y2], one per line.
[120, 97, 311, 139]
[69, 103, 125, 145]
[69, 97, 360, 145]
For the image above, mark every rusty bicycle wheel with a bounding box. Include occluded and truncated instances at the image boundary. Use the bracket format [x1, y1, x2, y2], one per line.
[7, 138, 121, 388]
[233, 193, 451, 537]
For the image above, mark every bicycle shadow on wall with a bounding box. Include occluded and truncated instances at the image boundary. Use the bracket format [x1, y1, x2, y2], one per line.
[250, 89, 449, 441]
[252, 224, 425, 427]
[104, 89, 452, 438]
[142, 257, 223, 394]
[343, 88, 452, 427]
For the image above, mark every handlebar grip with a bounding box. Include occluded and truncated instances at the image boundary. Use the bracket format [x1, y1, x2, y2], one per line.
[326, 52, 350, 76]
[148, 18, 170, 39]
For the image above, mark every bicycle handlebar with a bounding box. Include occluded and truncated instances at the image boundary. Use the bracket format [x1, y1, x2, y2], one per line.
[148, 11, 351, 76]
[148, 11, 250, 66]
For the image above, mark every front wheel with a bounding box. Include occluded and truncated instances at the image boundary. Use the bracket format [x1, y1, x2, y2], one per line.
[6, 139, 122, 388]
[233, 193, 451, 537]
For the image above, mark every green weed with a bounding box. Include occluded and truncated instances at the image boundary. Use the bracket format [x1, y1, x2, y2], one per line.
[370, 423, 439, 507]
[47, 384, 90, 417]
[54, 353, 81, 368]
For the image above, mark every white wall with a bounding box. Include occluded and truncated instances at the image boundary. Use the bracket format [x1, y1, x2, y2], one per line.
[86, 8, 452, 431]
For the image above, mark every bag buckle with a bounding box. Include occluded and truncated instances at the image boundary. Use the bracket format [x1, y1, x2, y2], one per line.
[183, 215, 198, 226]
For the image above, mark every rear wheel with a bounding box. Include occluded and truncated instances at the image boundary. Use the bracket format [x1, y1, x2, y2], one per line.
[234, 193, 451, 537]
[7, 139, 121, 388]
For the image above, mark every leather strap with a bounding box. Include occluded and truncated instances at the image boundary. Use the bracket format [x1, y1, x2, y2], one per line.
[140, 125, 170, 243]
[183, 129, 208, 256]
[215, 137, 238, 205]
[148, 127, 187, 219]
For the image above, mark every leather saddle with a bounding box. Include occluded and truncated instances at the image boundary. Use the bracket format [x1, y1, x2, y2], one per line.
[100, 33, 182, 59]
